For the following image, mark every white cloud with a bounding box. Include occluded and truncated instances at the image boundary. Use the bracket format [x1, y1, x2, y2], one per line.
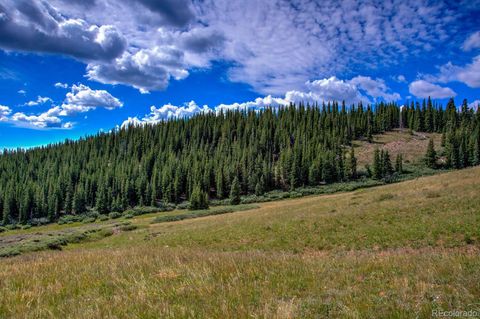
[395, 75, 407, 83]
[0, 1, 126, 61]
[5, 84, 122, 129]
[10, 106, 68, 129]
[1, 0, 468, 94]
[24, 96, 52, 106]
[423, 55, 480, 88]
[17, 89, 26, 95]
[87, 46, 189, 93]
[217, 96, 288, 113]
[408, 80, 456, 98]
[462, 31, 480, 51]
[468, 100, 480, 111]
[121, 101, 212, 127]
[349, 76, 401, 102]
[0, 105, 12, 121]
[123, 75, 401, 126]
[195, 0, 460, 94]
[54, 82, 69, 89]
[60, 84, 123, 115]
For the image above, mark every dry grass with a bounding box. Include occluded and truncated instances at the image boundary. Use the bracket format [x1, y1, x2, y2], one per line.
[1, 167, 480, 318]
[354, 129, 443, 167]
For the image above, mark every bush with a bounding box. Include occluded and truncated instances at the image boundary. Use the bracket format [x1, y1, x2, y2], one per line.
[82, 217, 96, 224]
[123, 213, 134, 219]
[108, 211, 122, 219]
[120, 224, 137, 231]
[21, 224, 32, 230]
[0, 227, 6, 233]
[29, 217, 50, 226]
[5, 224, 20, 230]
[98, 228, 114, 237]
[98, 215, 109, 221]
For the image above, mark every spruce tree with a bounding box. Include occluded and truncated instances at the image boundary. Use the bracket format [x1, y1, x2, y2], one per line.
[372, 149, 383, 179]
[395, 154, 403, 174]
[229, 177, 241, 205]
[425, 139, 437, 168]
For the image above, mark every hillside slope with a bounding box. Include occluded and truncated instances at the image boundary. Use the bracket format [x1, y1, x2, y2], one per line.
[1, 167, 480, 318]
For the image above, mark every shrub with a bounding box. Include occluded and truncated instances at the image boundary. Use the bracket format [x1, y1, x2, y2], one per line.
[29, 217, 50, 226]
[98, 228, 114, 237]
[21, 224, 32, 230]
[98, 215, 109, 221]
[82, 217, 96, 224]
[123, 213, 134, 219]
[120, 224, 137, 231]
[108, 211, 122, 219]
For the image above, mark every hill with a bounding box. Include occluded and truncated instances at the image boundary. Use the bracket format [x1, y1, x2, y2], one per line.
[1, 99, 478, 228]
[1, 167, 479, 318]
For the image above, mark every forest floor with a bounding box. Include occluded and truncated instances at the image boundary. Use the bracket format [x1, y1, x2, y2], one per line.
[1, 166, 479, 318]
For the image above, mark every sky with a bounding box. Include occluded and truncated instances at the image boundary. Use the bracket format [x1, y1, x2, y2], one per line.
[0, 0, 479, 148]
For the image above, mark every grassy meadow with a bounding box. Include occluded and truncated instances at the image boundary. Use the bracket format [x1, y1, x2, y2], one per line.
[0, 166, 479, 318]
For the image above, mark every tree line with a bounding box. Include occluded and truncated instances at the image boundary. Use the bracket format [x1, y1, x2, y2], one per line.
[0, 98, 479, 224]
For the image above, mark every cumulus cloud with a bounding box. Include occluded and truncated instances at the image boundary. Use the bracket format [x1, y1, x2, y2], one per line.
[0, 0, 126, 61]
[422, 55, 480, 88]
[123, 75, 401, 126]
[17, 89, 26, 95]
[121, 101, 212, 127]
[469, 100, 480, 111]
[195, 0, 466, 94]
[395, 75, 407, 83]
[127, 0, 194, 28]
[409, 80, 456, 99]
[1, 0, 473, 95]
[60, 84, 123, 115]
[87, 46, 189, 93]
[24, 96, 52, 106]
[6, 84, 122, 129]
[54, 82, 69, 89]
[0, 105, 12, 121]
[462, 31, 480, 51]
[10, 106, 71, 129]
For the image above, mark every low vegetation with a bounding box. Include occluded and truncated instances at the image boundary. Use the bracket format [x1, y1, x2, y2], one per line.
[0, 167, 479, 318]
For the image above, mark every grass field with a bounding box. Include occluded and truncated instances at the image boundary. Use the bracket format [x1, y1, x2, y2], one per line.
[354, 129, 443, 167]
[1, 167, 479, 318]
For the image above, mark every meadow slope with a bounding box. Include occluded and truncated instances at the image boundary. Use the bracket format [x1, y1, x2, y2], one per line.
[1, 167, 480, 318]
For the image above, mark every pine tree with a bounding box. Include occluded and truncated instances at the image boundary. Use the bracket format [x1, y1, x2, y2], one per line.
[229, 177, 241, 205]
[425, 139, 437, 168]
[255, 176, 265, 196]
[96, 183, 109, 214]
[72, 188, 87, 214]
[347, 147, 357, 179]
[383, 150, 393, 176]
[395, 154, 403, 174]
[372, 149, 383, 179]
[189, 185, 209, 210]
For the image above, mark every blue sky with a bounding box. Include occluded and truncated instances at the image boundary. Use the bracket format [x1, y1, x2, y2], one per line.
[0, 0, 479, 148]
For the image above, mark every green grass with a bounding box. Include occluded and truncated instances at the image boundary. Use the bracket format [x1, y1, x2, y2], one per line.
[151, 204, 259, 223]
[0, 167, 479, 318]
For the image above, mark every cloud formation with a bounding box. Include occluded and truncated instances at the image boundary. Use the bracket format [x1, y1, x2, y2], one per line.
[462, 31, 480, 51]
[87, 46, 189, 93]
[0, 0, 126, 61]
[54, 82, 68, 89]
[1, 0, 476, 95]
[122, 75, 401, 127]
[408, 80, 456, 99]
[60, 84, 123, 115]
[7, 84, 122, 129]
[24, 96, 52, 106]
[0, 105, 12, 121]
